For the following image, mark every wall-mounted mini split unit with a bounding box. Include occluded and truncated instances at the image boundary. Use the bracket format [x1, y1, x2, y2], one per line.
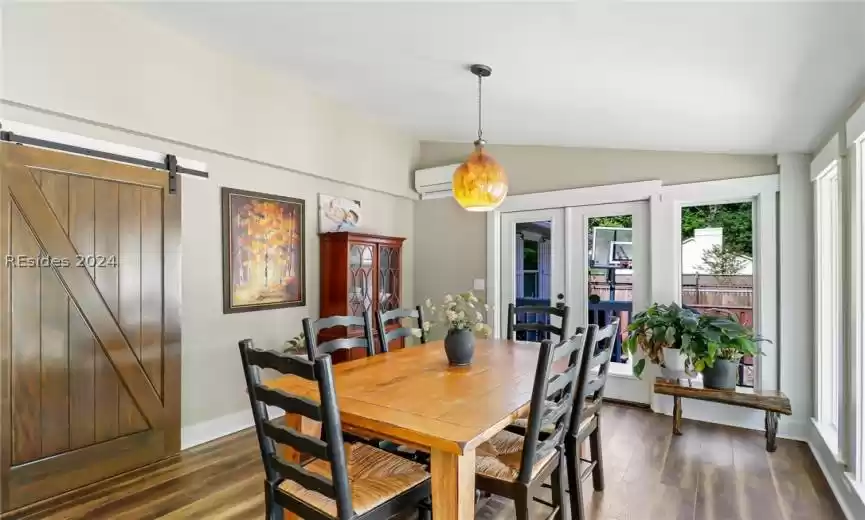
[413, 163, 460, 199]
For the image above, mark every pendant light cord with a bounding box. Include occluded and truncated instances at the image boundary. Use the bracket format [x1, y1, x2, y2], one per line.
[477, 74, 484, 143]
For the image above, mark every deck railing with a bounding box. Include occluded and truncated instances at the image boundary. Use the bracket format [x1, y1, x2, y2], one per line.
[514, 297, 631, 363]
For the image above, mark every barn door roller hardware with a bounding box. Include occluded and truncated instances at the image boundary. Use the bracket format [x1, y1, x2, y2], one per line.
[0, 125, 207, 194]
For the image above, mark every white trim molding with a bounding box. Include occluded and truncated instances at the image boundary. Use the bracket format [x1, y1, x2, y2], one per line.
[495, 180, 662, 213]
[847, 100, 865, 149]
[814, 133, 842, 180]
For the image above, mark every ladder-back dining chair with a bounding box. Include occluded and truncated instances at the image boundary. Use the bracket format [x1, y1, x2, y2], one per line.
[238, 340, 431, 520]
[473, 334, 585, 520]
[567, 319, 618, 520]
[506, 302, 571, 343]
[375, 306, 425, 353]
[303, 312, 376, 361]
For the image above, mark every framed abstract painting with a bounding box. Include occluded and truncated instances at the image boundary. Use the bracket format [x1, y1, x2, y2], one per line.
[221, 187, 306, 313]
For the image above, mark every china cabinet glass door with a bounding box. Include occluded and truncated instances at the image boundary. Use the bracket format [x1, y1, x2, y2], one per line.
[379, 245, 401, 312]
[348, 242, 375, 316]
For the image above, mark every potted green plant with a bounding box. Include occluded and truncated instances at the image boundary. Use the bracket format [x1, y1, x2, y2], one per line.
[283, 332, 306, 356]
[623, 302, 699, 378]
[689, 312, 764, 390]
[423, 291, 492, 366]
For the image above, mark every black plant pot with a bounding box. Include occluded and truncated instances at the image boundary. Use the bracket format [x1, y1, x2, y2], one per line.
[444, 329, 475, 366]
[702, 359, 738, 390]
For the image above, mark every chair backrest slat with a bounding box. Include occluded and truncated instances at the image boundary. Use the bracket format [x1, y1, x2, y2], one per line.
[245, 347, 317, 379]
[304, 311, 376, 361]
[546, 365, 579, 398]
[539, 400, 571, 430]
[587, 348, 610, 370]
[252, 385, 322, 421]
[376, 306, 425, 352]
[517, 333, 585, 484]
[314, 314, 365, 331]
[316, 337, 371, 355]
[262, 420, 329, 460]
[238, 339, 354, 519]
[552, 336, 581, 362]
[585, 377, 605, 395]
[270, 454, 337, 499]
[507, 302, 571, 342]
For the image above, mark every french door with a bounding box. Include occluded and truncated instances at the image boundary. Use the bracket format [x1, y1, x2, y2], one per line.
[567, 202, 651, 405]
[500, 201, 650, 405]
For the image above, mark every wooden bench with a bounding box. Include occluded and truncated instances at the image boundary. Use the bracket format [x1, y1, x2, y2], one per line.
[653, 377, 792, 452]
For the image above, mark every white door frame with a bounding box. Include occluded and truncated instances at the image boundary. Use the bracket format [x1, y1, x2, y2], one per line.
[486, 180, 661, 337]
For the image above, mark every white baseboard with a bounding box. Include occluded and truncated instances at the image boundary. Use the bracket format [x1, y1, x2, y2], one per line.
[180, 406, 285, 450]
[806, 421, 864, 520]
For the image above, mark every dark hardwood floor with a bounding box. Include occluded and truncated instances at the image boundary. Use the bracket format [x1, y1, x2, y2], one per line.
[1, 405, 843, 520]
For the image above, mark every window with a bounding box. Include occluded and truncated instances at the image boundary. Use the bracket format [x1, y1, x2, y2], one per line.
[853, 131, 865, 483]
[661, 175, 778, 393]
[679, 202, 755, 387]
[514, 222, 552, 304]
[813, 160, 843, 441]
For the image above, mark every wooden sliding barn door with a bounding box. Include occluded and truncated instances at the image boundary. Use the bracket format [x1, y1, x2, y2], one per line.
[0, 143, 181, 512]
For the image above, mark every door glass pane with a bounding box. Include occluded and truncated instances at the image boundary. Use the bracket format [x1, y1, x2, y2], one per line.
[515, 221, 552, 341]
[680, 202, 755, 387]
[349, 243, 374, 316]
[586, 216, 633, 365]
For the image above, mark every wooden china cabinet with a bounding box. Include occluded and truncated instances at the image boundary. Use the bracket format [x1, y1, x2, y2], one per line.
[319, 232, 406, 362]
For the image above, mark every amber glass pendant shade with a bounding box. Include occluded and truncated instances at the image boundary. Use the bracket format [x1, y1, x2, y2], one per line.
[452, 144, 509, 211]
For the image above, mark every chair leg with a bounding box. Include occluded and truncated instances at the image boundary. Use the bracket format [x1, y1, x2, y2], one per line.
[551, 453, 568, 520]
[514, 489, 531, 520]
[264, 482, 284, 520]
[565, 438, 585, 520]
[418, 504, 432, 520]
[589, 422, 605, 491]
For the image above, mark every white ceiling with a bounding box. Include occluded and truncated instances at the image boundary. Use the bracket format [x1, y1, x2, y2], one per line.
[139, 2, 865, 154]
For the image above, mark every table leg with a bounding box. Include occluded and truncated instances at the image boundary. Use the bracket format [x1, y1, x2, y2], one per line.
[765, 411, 779, 452]
[431, 448, 476, 520]
[282, 413, 321, 520]
[672, 396, 682, 436]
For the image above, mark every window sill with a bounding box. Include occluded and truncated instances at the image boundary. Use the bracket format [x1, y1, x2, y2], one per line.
[844, 472, 865, 507]
[607, 363, 639, 380]
[811, 417, 842, 462]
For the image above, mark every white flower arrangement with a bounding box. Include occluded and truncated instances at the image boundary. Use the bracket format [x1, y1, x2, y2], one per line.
[422, 291, 493, 339]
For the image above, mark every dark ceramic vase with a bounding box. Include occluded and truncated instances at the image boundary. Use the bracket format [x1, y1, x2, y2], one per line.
[444, 329, 475, 366]
[702, 359, 738, 390]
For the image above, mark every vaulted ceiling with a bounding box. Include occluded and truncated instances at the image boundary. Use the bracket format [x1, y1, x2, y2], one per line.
[138, 2, 865, 154]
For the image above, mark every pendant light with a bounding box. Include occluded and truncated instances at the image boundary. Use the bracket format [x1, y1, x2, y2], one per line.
[452, 64, 508, 211]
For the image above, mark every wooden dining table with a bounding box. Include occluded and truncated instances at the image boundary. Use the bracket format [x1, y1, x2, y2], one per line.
[265, 338, 545, 520]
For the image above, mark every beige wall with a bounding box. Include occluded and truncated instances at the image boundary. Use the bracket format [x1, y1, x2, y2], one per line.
[2, 4, 418, 445]
[2, 4, 418, 199]
[414, 141, 777, 303]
